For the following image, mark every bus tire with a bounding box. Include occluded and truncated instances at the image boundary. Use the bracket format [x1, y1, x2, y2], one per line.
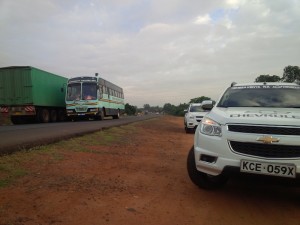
[98, 109, 105, 120]
[112, 110, 120, 119]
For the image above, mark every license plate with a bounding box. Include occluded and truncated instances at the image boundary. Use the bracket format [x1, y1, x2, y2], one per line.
[240, 160, 296, 178]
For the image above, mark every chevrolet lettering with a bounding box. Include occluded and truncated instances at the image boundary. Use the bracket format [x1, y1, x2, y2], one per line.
[230, 114, 300, 119]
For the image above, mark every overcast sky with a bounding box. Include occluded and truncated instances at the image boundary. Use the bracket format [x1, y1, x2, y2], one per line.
[1, 0, 300, 107]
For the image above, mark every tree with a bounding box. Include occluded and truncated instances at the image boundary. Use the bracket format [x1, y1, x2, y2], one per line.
[143, 104, 151, 111]
[255, 74, 281, 82]
[175, 103, 189, 116]
[163, 103, 188, 116]
[190, 96, 211, 103]
[163, 103, 176, 115]
[125, 103, 137, 115]
[281, 65, 300, 83]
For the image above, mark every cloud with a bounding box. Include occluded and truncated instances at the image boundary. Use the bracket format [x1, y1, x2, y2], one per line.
[194, 14, 211, 25]
[1, 0, 300, 107]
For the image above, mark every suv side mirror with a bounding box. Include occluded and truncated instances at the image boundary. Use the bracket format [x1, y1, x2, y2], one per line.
[201, 100, 213, 111]
[184, 109, 188, 113]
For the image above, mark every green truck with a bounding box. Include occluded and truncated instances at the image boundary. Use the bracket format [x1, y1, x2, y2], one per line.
[0, 66, 68, 124]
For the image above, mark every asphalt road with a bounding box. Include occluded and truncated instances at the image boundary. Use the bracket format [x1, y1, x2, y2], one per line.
[0, 115, 159, 155]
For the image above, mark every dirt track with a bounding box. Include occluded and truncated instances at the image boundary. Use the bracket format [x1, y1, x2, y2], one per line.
[1, 116, 300, 225]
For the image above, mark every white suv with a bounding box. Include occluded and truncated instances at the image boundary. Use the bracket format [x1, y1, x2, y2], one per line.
[187, 82, 300, 189]
[184, 102, 211, 133]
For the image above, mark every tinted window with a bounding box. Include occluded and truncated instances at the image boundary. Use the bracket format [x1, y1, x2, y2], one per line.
[218, 85, 300, 108]
[190, 106, 205, 112]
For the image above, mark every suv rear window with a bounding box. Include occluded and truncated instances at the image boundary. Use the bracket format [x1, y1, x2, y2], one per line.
[217, 85, 300, 108]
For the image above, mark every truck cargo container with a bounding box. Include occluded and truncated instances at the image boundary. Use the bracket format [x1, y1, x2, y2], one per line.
[0, 66, 68, 124]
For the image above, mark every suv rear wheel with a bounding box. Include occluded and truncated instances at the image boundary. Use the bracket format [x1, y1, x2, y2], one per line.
[187, 146, 228, 189]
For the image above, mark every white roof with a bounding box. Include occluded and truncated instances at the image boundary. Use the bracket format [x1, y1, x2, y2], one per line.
[232, 82, 299, 87]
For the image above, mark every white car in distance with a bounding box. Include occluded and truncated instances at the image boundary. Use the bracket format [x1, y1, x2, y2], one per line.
[184, 101, 212, 133]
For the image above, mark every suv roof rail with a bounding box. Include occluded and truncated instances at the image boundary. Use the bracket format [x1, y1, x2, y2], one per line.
[231, 82, 237, 87]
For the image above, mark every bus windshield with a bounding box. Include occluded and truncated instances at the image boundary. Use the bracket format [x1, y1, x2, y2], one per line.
[66, 83, 81, 101]
[66, 82, 97, 101]
[82, 83, 97, 100]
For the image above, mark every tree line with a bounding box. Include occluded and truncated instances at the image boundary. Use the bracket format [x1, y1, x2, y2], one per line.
[125, 96, 212, 116]
[255, 65, 300, 82]
[125, 65, 299, 116]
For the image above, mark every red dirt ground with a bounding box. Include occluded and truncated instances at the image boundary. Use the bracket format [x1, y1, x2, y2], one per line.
[1, 116, 300, 225]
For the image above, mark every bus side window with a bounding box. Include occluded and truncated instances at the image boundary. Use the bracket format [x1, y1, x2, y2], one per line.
[99, 85, 103, 99]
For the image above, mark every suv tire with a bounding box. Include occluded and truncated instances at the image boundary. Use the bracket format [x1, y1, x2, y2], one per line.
[187, 146, 228, 189]
[185, 126, 193, 134]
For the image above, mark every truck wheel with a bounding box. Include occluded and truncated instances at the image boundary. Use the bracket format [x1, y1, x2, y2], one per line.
[187, 146, 228, 189]
[50, 110, 57, 122]
[10, 116, 23, 125]
[39, 109, 50, 123]
[57, 110, 66, 122]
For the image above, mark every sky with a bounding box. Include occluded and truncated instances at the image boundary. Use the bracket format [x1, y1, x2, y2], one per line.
[1, 0, 300, 107]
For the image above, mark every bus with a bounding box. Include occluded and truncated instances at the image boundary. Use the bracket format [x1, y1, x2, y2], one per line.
[65, 74, 124, 120]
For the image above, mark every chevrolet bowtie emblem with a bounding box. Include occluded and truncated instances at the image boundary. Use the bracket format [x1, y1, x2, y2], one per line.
[256, 136, 280, 144]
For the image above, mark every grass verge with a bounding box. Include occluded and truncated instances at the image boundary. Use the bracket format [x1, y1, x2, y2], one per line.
[0, 122, 139, 188]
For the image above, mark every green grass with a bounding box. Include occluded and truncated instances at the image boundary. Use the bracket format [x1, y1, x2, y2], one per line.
[54, 124, 138, 152]
[0, 154, 28, 188]
[0, 122, 140, 187]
